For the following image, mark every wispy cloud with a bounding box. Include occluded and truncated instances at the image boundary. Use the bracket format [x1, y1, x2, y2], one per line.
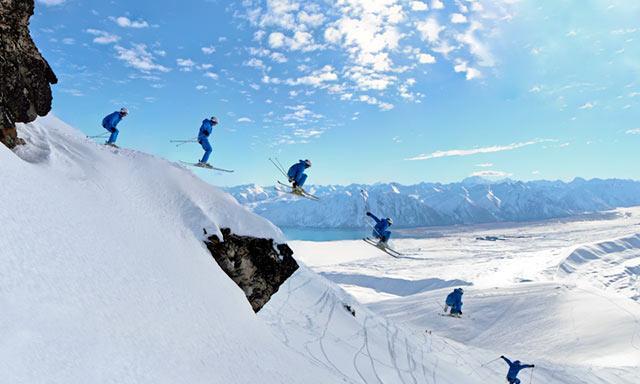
[237, 117, 253, 123]
[475, 163, 494, 167]
[114, 44, 170, 73]
[407, 139, 552, 161]
[470, 170, 512, 178]
[37, 0, 66, 6]
[86, 29, 120, 44]
[626, 128, 640, 135]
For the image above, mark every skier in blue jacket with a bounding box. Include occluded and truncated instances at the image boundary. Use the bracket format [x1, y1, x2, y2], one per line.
[102, 107, 128, 146]
[500, 356, 535, 384]
[287, 159, 312, 192]
[366, 212, 393, 244]
[444, 288, 464, 316]
[197, 116, 218, 167]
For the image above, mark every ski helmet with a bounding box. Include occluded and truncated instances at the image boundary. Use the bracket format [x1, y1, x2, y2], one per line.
[514, 360, 521, 365]
[304, 159, 312, 167]
[120, 107, 129, 116]
[386, 217, 393, 225]
[211, 116, 219, 125]
[458, 288, 464, 293]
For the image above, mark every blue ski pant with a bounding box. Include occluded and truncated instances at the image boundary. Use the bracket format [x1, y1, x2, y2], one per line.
[507, 378, 520, 384]
[105, 127, 119, 144]
[199, 138, 212, 163]
[294, 173, 307, 187]
[450, 303, 462, 314]
[373, 230, 391, 242]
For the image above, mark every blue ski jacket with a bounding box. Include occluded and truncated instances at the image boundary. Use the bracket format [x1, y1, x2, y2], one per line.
[367, 212, 391, 235]
[287, 160, 307, 183]
[198, 119, 214, 141]
[501, 357, 534, 379]
[446, 288, 463, 307]
[102, 111, 122, 131]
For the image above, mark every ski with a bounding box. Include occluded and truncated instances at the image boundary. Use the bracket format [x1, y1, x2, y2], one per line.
[179, 161, 234, 173]
[439, 313, 463, 319]
[104, 142, 120, 148]
[363, 237, 403, 257]
[276, 181, 320, 201]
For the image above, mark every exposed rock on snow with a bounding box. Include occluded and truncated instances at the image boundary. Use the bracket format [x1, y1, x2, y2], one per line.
[0, 0, 57, 148]
[205, 228, 299, 312]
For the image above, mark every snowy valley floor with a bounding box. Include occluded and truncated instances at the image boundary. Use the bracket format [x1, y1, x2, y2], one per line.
[270, 210, 640, 383]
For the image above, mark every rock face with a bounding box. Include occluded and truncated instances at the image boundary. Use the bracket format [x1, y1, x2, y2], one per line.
[205, 228, 299, 312]
[0, 0, 58, 148]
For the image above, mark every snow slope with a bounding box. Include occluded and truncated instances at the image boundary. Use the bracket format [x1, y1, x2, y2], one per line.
[558, 234, 640, 301]
[0, 115, 339, 383]
[288, 212, 640, 383]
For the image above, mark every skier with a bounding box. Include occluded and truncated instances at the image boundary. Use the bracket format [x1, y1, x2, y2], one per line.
[500, 356, 535, 384]
[444, 288, 464, 316]
[197, 116, 218, 167]
[366, 211, 393, 244]
[287, 159, 312, 192]
[102, 107, 128, 146]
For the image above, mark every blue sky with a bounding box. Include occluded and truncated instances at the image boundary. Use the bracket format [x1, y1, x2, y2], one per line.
[32, 0, 639, 186]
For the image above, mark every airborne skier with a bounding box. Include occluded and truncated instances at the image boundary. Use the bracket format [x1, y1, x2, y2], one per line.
[366, 211, 393, 244]
[197, 116, 218, 168]
[444, 288, 464, 317]
[287, 159, 312, 193]
[101, 107, 128, 147]
[500, 356, 535, 384]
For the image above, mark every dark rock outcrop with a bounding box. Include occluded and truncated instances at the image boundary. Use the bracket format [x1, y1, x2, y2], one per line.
[205, 228, 299, 312]
[0, 0, 58, 148]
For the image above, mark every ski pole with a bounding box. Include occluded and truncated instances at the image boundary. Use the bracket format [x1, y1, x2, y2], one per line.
[269, 157, 288, 179]
[480, 357, 501, 367]
[170, 138, 197, 147]
[87, 132, 109, 139]
[529, 367, 534, 384]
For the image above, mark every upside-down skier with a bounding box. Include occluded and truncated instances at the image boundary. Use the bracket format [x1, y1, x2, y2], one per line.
[287, 159, 312, 193]
[101, 107, 128, 147]
[366, 211, 393, 245]
[196, 116, 218, 168]
[500, 356, 535, 384]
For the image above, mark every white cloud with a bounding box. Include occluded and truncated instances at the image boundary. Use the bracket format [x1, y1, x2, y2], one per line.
[283, 105, 322, 122]
[86, 29, 120, 44]
[244, 58, 265, 69]
[286, 65, 338, 87]
[293, 128, 323, 139]
[407, 139, 552, 161]
[475, 163, 494, 167]
[454, 60, 482, 80]
[37, 0, 66, 6]
[416, 18, 444, 44]
[237, 117, 253, 123]
[470, 170, 512, 178]
[418, 53, 436, 64]
[204, 71, 219, 80]
[529, 85, 543, 93]
[176, 58, 196, 71]
[578, 102, 595, 110]
[451, 13, 468, 24]
[626, 128, 640, 135]
[431, 0, 445, 10]
[114, 44, 170, 73]
[270, 52, 288, 63]
[62, 37, 75, 45]
[410, 1, 429, 11]
[114, 16, 149, 29]
[196, 85, 207, 91]
[268, 31, 322, 51]
[201, 46, 216, 55]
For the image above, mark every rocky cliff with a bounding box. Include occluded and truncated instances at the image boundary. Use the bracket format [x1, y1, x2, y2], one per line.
[205, 228, 299, 312]
[0, 0, 57, 148]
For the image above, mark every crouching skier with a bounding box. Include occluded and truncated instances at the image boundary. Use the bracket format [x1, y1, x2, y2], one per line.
[501, 356, 535, 384]
[444, 288, 464, 317]
[287, 159, 312, 193]
[102, 107, 128, 147]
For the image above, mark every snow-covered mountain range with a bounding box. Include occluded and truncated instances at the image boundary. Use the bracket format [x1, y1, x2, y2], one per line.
[226, 178, 640, 228]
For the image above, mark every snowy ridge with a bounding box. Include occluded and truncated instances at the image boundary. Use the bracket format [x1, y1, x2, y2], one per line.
[227, 179, 640, 228]
[558, 233, 640, 301]
[0, 115, 338, 383]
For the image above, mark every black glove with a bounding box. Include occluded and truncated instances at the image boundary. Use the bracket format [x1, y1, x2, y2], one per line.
[531, 364, 535, 368]
[500, 355, 505, 358]
[366, 212, 372, 216]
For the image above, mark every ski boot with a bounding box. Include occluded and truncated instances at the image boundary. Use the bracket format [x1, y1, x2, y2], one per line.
[105, 142, 119, 148]
[196, 161, 213, 169]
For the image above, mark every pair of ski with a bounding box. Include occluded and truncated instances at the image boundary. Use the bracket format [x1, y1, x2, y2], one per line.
[362, 237, 403, 258]
[179, 161, 234, 173]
